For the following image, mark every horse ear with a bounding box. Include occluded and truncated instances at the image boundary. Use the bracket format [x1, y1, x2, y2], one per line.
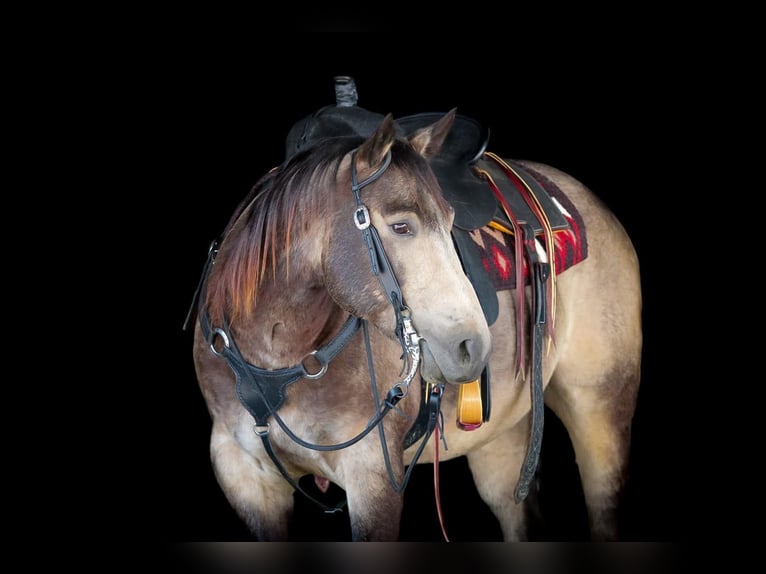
[355, 113, 397, 172]
[408, 108, 457, 159]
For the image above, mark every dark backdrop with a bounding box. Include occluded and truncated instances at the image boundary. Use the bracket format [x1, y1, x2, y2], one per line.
[147, 57, 707, 543]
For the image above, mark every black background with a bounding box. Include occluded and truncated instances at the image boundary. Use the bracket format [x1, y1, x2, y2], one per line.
[142, 45, 713, 543]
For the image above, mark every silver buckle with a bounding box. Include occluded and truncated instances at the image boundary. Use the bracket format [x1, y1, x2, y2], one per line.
[354, 205, 371, 230]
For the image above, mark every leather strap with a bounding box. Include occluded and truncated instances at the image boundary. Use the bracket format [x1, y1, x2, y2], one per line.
[230, 316, 363, 425]
[514, 223, 549, 503]
[480, 363, 491, 423]
[433, 421, 450, 542]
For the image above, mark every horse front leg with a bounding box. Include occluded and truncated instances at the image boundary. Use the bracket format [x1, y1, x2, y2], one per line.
[339, 441, 407, 541]
[209, 423, 295, 540]
[343, 477, 405, 541]
[465, 419, 537, 541]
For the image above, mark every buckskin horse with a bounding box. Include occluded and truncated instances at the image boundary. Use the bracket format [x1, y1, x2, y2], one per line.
[185, 77, 642, 541]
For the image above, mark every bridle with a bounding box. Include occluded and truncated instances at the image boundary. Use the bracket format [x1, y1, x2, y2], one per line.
[186, 147, 446, 513]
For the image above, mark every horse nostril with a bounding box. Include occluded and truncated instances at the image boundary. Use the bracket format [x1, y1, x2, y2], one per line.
[459, 339, 473, 363]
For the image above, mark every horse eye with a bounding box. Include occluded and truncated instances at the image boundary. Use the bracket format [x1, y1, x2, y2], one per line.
[392, 222, 411, 235]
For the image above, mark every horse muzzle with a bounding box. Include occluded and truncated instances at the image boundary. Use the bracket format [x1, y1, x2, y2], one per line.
[419, 334, 491, 385]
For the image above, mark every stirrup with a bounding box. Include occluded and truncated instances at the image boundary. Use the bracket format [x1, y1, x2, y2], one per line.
[456, 379, 483, 430]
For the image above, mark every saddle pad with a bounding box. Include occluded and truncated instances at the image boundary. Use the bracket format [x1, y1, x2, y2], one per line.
[470, 166, 588, 291]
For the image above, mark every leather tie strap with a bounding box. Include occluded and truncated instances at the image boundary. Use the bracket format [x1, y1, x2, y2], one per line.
[476, 168, 527, 376]
[484, 153, 557, 343]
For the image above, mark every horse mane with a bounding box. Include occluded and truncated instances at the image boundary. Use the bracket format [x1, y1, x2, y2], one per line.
[205, 135, 451, 326]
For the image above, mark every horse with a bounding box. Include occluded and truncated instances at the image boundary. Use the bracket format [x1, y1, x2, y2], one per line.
[186, 88, 642, 541]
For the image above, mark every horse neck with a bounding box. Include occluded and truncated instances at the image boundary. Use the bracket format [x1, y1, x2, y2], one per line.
[229, 272, 349, 371]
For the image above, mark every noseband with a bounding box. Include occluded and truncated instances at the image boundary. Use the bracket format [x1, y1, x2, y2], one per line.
[186, 147, 445, 513]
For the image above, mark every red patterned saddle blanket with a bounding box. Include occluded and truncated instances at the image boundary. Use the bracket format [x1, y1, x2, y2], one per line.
[470, 164, 587, 292]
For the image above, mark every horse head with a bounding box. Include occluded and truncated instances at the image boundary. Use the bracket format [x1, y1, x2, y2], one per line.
[325, 109, 492, 385]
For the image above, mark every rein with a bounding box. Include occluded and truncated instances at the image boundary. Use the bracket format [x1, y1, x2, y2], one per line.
[187, 147, 445, 514]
